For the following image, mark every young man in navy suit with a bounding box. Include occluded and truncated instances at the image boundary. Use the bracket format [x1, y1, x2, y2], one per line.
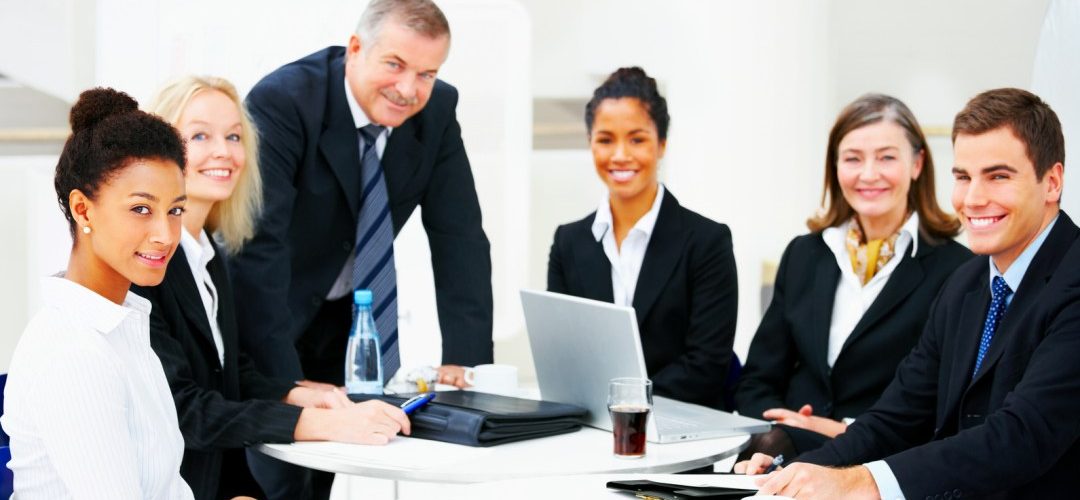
[738, 88, 1080, 499]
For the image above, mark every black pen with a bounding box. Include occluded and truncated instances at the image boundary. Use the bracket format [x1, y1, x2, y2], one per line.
[764, 454, 784, 474]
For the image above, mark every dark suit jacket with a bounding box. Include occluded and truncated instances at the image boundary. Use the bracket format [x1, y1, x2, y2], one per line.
[800, 212, 1080, 499]
[233, 46, 493, 382]
[132, 243, 301, 500]
[547, 190, 737, 409]
[736, 230, 972, 422]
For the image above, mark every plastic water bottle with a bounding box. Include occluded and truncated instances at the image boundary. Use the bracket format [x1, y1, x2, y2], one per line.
[345, 289, 383, 395]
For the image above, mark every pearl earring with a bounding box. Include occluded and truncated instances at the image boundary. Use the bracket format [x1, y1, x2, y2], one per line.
[82, 226, 91, 234]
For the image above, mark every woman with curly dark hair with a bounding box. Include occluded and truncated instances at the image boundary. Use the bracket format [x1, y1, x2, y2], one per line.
[0, 87, 197, 499]
[547, 67, 739, 409]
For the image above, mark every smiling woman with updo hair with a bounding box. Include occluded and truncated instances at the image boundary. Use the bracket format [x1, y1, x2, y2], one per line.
[0, 87, 196, 498]
[547, 67, 739, 410]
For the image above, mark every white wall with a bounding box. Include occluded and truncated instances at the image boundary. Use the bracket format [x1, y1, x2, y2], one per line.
[1033, 0, 1080, 216]
[518, 0, 832, 359]
[517, 0, 1052, 360]
[0, 0, 1060, 374]
[0, 0, 532, 373]
[828, 0, 1050, 223]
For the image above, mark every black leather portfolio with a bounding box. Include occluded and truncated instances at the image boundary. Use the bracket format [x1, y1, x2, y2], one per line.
[351, 391, 588, 447]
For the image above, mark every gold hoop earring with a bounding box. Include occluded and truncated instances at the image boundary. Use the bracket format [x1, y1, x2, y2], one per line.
[82, 226, 91, 234]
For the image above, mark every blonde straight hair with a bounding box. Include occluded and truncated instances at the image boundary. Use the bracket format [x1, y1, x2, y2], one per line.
[148, 75, 263, 254]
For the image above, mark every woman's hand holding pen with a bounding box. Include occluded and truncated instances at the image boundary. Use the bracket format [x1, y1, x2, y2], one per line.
[762, 404, 848, 438]
[294, 400, 411, 445]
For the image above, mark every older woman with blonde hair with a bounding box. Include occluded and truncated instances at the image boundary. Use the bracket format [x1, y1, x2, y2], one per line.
[133, 75, 410, 500]
[735, 94, 973, 460]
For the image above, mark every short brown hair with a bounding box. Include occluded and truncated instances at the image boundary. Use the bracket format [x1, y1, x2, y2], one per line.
[952, 88, 1064, 180]
[808, 93, 961, 240]
[356, 0, 450, 42]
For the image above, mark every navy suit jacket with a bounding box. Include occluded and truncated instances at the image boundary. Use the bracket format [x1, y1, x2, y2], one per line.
[132, 243, 300, 500]
[800, 212, 1080, 499]
[232, 46, 494, 382]
[547, 190, 738, 409]
[736, 230, 972, 422]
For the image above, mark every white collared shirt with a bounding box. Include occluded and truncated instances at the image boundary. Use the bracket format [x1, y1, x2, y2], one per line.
[327, 77, 396, 300]
[821, 212, 920, 369]
[180, 227, 225, 367]
[1, 277, 193, 500]
[591, 185, 666, 307]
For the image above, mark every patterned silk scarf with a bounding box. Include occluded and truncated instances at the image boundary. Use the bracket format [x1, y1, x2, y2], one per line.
[845, 221, 902, 285]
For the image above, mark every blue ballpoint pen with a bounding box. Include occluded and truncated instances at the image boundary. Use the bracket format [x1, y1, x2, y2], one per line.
[764, 454, 784, 474]
[400, 393, 436, 415]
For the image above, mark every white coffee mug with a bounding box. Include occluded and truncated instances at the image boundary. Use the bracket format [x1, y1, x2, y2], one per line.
[464, 364, 519, 395]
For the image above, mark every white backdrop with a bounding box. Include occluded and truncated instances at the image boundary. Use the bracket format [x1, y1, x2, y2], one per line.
[0, 0, 531, 373]
[1033, 0, 1080, 216]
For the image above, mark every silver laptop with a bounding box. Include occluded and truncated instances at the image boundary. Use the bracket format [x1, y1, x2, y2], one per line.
[521, 289, 770, 444]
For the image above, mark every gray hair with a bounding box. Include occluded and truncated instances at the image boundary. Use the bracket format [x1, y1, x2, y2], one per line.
[356, 0, 451, 44]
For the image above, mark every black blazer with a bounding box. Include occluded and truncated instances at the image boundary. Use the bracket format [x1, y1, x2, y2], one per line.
[736, 230, 972, 421]
[547, 190, 737, 409]
[132, 242, 301, 500]
[232, 46, 494, 381]
[800, 212, 1080, 499]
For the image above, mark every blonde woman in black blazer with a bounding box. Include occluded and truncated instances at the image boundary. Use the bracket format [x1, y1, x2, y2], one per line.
[735, 94, 972, 459]
[132, 76, 410, 500]
[547, 67, 738, 409]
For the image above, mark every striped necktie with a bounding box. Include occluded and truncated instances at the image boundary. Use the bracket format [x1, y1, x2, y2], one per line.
[972, 276, 1012, 377]
[353, 124, 400, 380]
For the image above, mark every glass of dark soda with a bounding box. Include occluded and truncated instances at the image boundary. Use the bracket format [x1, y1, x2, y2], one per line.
[608, 377, 652, 458]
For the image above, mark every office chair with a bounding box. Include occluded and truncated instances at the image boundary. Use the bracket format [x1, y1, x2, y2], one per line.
[724, 355, 742, 412]
[1, 373, 13, 498]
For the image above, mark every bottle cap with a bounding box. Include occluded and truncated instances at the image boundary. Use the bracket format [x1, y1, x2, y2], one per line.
[353, 289, 373, 305]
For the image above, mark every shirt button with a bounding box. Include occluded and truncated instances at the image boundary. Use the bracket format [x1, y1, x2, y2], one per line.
[342, 240, 352, 252]
[310, 296, 322, 306]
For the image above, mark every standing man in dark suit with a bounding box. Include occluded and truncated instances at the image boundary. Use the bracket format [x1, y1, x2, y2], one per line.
[232, 0, 493, 392]
[738, 89, 1080, 499]
[234, 2, 492, 496]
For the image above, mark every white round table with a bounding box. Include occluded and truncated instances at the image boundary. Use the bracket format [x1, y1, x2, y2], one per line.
[257, 428, 749, 484]
[402, 473, 773, 500]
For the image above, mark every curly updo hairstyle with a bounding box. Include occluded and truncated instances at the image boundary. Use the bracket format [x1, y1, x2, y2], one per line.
[584, 66, 670, 140]
[54, 87, 186, 238]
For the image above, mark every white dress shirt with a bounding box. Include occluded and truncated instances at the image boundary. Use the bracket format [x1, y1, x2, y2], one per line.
[821, 212, 919, 368]
[180, 227, 225, 367]
[1, 277, 193, 500]
[327, 76, 395, 300]
[591, 185, 666, 307]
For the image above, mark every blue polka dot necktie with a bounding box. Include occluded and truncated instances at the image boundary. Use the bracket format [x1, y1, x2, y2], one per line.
[973, 276, 1012, 378]
[353, 124, 400, 380]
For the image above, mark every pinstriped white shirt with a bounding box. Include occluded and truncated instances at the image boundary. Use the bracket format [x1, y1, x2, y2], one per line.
[1, 277, 193, 499]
